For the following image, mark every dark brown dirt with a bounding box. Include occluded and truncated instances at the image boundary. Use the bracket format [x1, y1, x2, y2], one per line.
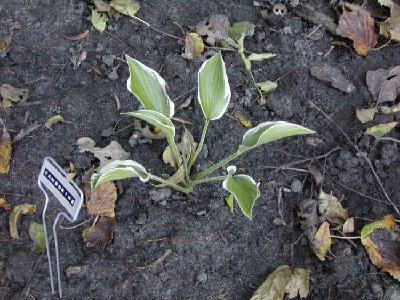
[1, 0, 400, 299]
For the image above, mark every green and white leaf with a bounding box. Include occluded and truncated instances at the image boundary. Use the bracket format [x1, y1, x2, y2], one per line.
[126, 55, 175, 118]
[222, 166, 260, 220]
[256, 81, 278, 93]
[248, 53, 276, 61]
[91, 160, 150, 188]
[198, 52, 231, 121]
[225, 194, 234, 213]
[125, 110, 175, 141]
[91, 9, 108, 32]
[239, 121, 315, 154]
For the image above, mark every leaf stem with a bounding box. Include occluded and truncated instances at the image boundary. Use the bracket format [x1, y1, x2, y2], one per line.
[150, 175, 190, 194]
[167, 137, 182, 170]
[194, 151, 240, 179]
[188, 120, 210, 170]
[330, 235, 361, 240]
[191, 175, 227, 186]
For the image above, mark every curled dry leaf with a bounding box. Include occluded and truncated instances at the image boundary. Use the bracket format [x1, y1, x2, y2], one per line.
[250, 265, 310, 300]
[87, 181, 117, 218]
[195, 14, 230, 46]
[318, 190, 348, 224]
[234, 110, 253, 127]
[0, 84, 29, 102]
[44, 115, 64, 130]
[0, 33, 12, 58]
[366, 66, 400, 103]
[361, 215, 400, 281]
[83, 216, 115, 248]
[0, 198, 11, 210]
[336, 8, 378, 56]
[9, 203, 36, 239]
[299, 199, 318, 242]
[62, 30, 90, 41]
[0, 120, 11, 174]
[29, 222, 46, 254]
[312, 221, 332, 261]
[109, 0, 140, 18]
[77, 137, 129, 170]
[310, 62, 356, 93]
[343, 217, 355, 234]
[380, 17, 400, 42]
[365, 121, 398, 140]
[183, 32, 204, 60]
[13, 122, 41, 143]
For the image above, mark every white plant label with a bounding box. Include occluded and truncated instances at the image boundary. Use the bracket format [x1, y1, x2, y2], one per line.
[38, 157, 83, 219]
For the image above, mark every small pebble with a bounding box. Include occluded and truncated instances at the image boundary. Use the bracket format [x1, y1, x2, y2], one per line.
[101, 127, 114, 137]
[197, 272, 208, 283]
[102, 54, 116, 67]
[197, 210, 207, 216]
[135, 213, 147, 225]
[66, 266, 82, 278]
[290, 179, 303, 193]
[149, 188, 172, 202]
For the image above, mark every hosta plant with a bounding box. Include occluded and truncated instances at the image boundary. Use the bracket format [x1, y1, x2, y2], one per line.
[91, 53, 315, 220]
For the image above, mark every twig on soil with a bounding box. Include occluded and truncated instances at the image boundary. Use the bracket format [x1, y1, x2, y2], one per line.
[262, 147, 341, 173]
[0, 192, 26, 197]
[59, 217, 93, 230]
[17, 75, 47, 87]
[136, 249, 172, 270]
[380, 137, 400, 144]
[309, 100, 400, 216]
[291, 3, 337, 35]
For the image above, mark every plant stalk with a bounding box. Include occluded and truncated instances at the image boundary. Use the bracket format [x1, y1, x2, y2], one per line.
[167, 137, 182, 170]
[188, 120, 210, 170]
[150, 175, 190, 194]
[194, 151, 240, 179]
[191, 175, 227, 187]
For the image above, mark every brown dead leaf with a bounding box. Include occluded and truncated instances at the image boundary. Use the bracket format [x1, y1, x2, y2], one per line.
[343, 217, 355, 234]
[336, 8, 378, 56]
[195, 14, 230, 46]
[183, 32, 204, 60]
[1, 99, 12, 110]
[77, 137, 130, 170]
[9, 203, 36, 239]
[380, 17, 400, 42]
[318, 190, 348, 224]
[299, 199, 318, 242]
[250, 265, 310, 300]
[361, 215, 400, 281]
[87, 182, 117, 218]
[62, 30, 90, 41]
[83, 216, 115, 248]
[366, 66, 400, 103]
[0, 33, 12, 58]
[13, 122, 41, 143]
[0, 119, 11, 174]
[312, 221, 332, 261]
[0, 84, 29, 102]
[82, 169, 95, 204]
[234, 110, 253, 128]
[0, 198, 11, 210]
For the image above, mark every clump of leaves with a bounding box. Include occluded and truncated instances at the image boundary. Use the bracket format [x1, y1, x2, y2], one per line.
[89, 52, 315, 220]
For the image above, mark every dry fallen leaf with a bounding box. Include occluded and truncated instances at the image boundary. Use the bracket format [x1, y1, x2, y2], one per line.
[0, 119, 12, 174]
[0, 84, 29, 102]
[380, 17, 400, 42]
[366, 66, 400, 103]
[13, 122, 41, 143]
[356, 107, 378, 124]
[83, 216, 115, 248]
[77, 137, 130, 170]
[250, 265, 310, 300]
[87, 181, 117, 218]
[195, 14, 230, 46]
[299, 199, 319, 243]
[183, 32, 204, 60]
[361, 214, 400, 281]
[343, 217, 355, 234]
[62, 30, 90, 41]
[365, 121, 398, 140]
[318, 190, 348, 224]
[336, 8, 378, 56]
[381, 102, 400, 114]
[109, 0, 140, 18]
[44, 115, 65, 130]
[9, 203, 36, 239]
[1, 99, 12, 110]
[234, 110, 253, 127]
[0, 33, 12, 58]
[0, 198, 11, 210]
[312, 221, 332, 261]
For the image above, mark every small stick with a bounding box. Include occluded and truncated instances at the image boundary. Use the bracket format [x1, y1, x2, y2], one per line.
[59, 217, 93, 230]
[136, 249, 172, 270]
